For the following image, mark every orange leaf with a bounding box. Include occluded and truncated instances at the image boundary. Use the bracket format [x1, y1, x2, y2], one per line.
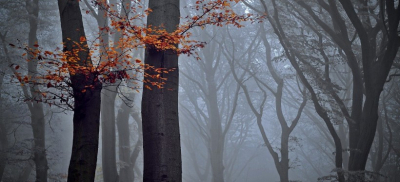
[80, 36, 86, 42]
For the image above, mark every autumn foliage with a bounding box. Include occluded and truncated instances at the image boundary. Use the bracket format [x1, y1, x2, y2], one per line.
[8, 0, 263, 109]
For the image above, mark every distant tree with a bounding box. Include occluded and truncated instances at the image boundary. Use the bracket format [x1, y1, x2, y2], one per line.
[0, 0, 48, 181]
[225, 25, 307, 182]
[25, 1, 48, 180]
[179, 27, 251, 182]
[245, 0, 399, 180]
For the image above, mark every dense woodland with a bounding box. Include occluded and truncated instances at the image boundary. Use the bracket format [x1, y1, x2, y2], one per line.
[0, 0, 399, 182]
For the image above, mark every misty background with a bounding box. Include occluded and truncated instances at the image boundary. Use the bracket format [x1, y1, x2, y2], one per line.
[0, 0, 399, 182]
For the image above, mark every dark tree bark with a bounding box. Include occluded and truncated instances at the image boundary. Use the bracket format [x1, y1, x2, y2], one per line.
[290, 0, 399, 176]
[82, 1, 133, 180]
[141, 0, 181, 181]
[336, 0, 400, 173]
[58, 1, 102, 181]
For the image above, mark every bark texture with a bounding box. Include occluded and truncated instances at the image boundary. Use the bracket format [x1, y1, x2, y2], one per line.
[141, 0, 181, 181]
[58, 1, 102, 181]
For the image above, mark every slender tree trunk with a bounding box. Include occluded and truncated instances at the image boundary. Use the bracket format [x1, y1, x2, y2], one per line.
[205, 72, 225, 182]
[0, 74, 7, 181]
[17, 160, 34, 182]
[26, 0, 48, 181]
[58, 1, 102, 181]
[338, 123, 349, 170]
[130, 109, 143, 180]
[141, 0, 181, 181]
[117, 97, 134, 182]
[30, 107, 47, 182]
[91, 2, 119, 181]
[101, 91, 119, 182]
[0, 120, 7, 181]
[263, 2, 346, 179]
[278, 131, 289, 182]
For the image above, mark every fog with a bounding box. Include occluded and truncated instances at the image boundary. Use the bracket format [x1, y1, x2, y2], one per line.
[0, 0, 399, 182]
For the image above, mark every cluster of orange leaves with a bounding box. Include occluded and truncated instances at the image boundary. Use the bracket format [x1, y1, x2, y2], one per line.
[9, 0, 263, 108]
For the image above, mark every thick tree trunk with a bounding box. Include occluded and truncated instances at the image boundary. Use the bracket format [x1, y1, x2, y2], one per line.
[348, 91, 381, 171]
[67, 88, 101, 182]
[26, 1, 48, 181]
[337, 0, 400, 176]
[141, 0, 181, 181]
[58, 1, 102, 181]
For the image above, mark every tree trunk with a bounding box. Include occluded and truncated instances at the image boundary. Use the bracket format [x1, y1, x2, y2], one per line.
[348, 91, 380, 171]
[130, 109, 143, 180]
[58, 1, 102, 181]
[92, 2, 119, 181]
[0, 119, 7, 181]
[141, 0, 181, 181]
[30, 107, 48, 182]
[117, 98, 134, 182]
[337, 0, 400, 176]
[101, 90, 119, 182]
[205, 72, 225, 182]
[338, 123, 349, 170]
[17, 160, 34, 182]
[0, 73, 7, 181]
[278, 131, 289, 182]
[26, 0, 48, 181]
